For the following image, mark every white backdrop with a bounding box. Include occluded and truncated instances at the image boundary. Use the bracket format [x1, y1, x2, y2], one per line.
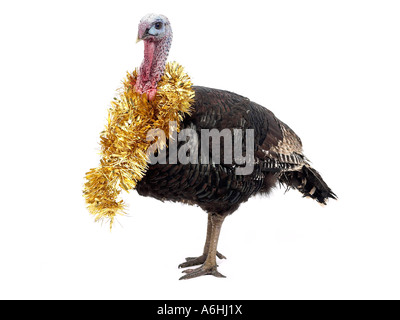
[1, 0, 399, 299]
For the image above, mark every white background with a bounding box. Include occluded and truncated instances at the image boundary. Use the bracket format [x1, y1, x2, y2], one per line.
[1, 0, 399, 299]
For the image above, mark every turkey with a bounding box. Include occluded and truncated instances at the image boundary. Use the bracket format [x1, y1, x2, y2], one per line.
[133, 13, 337, 280]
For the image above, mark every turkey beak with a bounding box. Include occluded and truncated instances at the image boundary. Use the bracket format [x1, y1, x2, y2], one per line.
[137, 28, 150, 43]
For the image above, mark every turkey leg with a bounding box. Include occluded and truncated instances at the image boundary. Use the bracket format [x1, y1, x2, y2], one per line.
[179, 213, 226, 280]
[178, 213, 226, 269]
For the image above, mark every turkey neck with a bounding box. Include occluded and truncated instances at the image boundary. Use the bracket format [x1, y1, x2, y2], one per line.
[136, 35, 172, 94]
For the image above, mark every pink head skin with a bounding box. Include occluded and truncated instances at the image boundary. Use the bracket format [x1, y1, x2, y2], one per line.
[135, 14, 173, 101]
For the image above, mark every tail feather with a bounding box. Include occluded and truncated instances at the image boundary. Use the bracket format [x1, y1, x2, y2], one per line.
[279, 165, 337, 205]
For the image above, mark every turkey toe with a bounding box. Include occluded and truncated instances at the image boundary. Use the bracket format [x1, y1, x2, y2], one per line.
[178, 251, 226, 268]
[179, 265, 226, 280]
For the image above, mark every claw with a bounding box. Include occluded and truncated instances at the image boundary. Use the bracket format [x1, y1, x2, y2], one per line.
[216, 251, 226, 260]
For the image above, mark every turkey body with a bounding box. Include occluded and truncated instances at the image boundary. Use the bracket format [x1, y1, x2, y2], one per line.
[136, 86, 335, 214]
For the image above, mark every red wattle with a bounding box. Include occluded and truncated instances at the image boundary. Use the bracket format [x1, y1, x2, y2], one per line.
[143, 41, 155, 81]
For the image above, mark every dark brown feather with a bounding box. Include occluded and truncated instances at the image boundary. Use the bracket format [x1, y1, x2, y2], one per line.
[136, 86, 336, 215]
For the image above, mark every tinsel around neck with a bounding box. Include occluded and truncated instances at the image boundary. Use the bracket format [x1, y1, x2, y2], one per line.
[83, 62, 194, 228]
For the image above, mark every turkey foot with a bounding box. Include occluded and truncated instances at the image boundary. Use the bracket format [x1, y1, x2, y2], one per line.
[179, 264, 226, 280]
[178, 251, 226, 269]
[178, 213, 226, 280]
[178, 214, 226, 269]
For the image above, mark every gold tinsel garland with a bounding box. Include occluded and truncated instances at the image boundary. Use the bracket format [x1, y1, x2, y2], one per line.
[83, 62, 194, 228]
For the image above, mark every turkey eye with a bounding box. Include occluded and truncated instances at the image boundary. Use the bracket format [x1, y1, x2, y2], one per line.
[155, 22, 162, 30]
